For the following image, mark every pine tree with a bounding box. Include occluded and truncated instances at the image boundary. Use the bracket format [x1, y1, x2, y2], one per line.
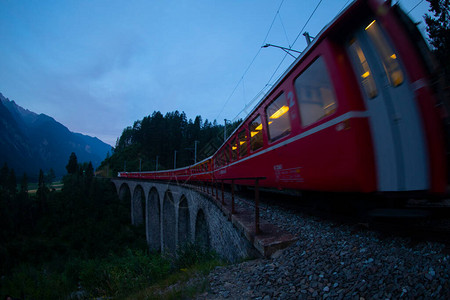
[66, 152, 78, 174]
[20, 173, 28, 195]
[425, 0, 450, 81]
[37, 169, 48, 213]
[7, 169, 17, 195]
[0, 163, 9, 189]
[46, 168, 56, 185]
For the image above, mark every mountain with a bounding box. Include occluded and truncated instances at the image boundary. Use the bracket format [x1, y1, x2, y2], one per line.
[0, 92, 112, 180]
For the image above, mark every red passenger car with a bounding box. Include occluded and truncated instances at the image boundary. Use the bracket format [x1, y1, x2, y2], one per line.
[120, 0, 446, 195]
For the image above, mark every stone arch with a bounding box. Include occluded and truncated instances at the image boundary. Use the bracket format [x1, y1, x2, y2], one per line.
[163, 189, 176, 253]
[177, 195, 190, 247]
[132, 185, 145, 226]
[118, 183, 131, 203]
[111, 181, 118, 195]
[147, 187, 161, 252]
[195, 209, 210, 249]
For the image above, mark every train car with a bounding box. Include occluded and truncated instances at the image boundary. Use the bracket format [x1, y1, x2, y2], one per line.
[119, 166, 190, 182]
[120, 0, 446, 195]
[213, 0, 446, 194]
[190, 157, 214, 182]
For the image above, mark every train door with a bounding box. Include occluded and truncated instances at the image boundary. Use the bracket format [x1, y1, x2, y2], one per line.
[347, 20, 428, 191]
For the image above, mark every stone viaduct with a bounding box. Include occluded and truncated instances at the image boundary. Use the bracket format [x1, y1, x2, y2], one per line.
[111, 179, 259, 262]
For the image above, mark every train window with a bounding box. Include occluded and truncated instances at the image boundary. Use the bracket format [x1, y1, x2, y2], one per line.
[365, 20, 404, 87]
[266, 93, 291, 142]
[238, 130, 248, 157]
[231, 137, 238, 161]
[295, 57, 337, 127]
[348, 39, 378, 99]
[217, 150, 224, 167]
[249, 115, 264, 151]
[224, 145, 230, 164]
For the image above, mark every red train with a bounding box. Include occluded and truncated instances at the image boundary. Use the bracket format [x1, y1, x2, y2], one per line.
[119, 0, 447, 194]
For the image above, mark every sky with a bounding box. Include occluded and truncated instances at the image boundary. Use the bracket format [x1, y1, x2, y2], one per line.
[0, 0, 432, 147]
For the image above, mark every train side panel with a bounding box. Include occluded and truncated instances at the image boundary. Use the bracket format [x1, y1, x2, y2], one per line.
[214, 40, 377, 193]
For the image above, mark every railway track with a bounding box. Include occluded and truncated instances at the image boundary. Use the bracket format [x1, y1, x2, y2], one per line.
[230, 187, 450, 251]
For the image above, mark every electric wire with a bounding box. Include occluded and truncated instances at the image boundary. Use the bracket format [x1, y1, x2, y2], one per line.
[265, 0, 324, 90]
[263, 0, 286, 45]
[215, 0, 285, 122]
[291, 0, 324, 48]
[407, 0, 424, 15]
[214, 0, 326, 152]
[229, 0, 326, 124]
[338, 0, 353, 14]
[278, 12, 292, 47]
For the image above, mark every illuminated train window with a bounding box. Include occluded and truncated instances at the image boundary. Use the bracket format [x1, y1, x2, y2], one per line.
[294, 57, 337, 127]
[231, 137, 238, 161]
[265, 93, 291, 142]
[348, 39, 378, 99]
[365, 20, 404, 87]
[238, 129, 248, 157]
[249, 115, 264, 151]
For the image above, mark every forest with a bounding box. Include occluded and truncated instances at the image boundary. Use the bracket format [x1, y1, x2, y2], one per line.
[99, 110, 241, 177]
[0, 154, 220, 299]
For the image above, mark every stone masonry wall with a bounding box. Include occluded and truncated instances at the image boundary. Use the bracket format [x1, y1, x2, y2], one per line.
[112, 179, 259, 262]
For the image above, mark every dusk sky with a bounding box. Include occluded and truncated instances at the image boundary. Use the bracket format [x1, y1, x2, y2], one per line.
[0, 0, 431, 146]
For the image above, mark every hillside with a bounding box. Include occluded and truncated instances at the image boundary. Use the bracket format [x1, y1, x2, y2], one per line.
[100, 111, 241, 176]
[0, 92, 112, 179]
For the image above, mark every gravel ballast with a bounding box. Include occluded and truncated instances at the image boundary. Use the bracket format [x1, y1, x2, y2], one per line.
[197, 196, 450, 299]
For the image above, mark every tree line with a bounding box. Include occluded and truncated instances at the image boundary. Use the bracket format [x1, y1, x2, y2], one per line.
[99, 110, 241, 176]
[0, 153, 142, 276]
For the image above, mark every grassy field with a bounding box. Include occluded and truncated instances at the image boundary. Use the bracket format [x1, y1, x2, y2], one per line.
[27, 181, 63, 195]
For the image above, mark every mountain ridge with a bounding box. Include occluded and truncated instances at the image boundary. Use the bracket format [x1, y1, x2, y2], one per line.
[0, 92, 112, 179]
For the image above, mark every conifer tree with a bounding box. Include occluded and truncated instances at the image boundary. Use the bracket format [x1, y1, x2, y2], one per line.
[0, 163, 9, 189]
[7, 169, 16, 195]
[36, 169, 48, 213]
[425, 0, 450, 81]
[66, 152, 78, 174]
[20, 173, 28, 195]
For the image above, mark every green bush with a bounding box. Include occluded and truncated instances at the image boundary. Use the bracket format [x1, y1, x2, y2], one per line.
[174, 242, 219, 270]
[79, 249, 171, 298]
[0, 264, 72, 299]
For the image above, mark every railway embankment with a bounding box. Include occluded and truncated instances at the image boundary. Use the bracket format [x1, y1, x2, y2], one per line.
[197, 194, 450, 299]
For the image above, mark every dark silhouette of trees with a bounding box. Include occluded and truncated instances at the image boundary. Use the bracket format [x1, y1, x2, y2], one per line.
[20, 173, 28, 195]
[101, 110, 241, 176]
[66, 152, 78, 174]
[425, 0, 450, 82]
[7, 169, 16, 196]
[36, 169, 49, 214]
[0, 163, 9, 189]
[46, 168, 56, 185]
[0, 154, 141, 278]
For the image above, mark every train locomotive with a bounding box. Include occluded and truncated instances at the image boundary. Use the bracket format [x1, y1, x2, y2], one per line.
[119, 0, 447, 195]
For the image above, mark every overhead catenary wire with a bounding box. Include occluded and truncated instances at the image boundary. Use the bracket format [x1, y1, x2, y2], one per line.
[227, 0, 326, 132]
[215, 0, 286, 122]
[213, 0, 327, 152]
[278, 12, 292, 47]
[407, 0, 424, 15]
[264, 0, 324, 91]
[198, 0, 352, 161]
[338, 0, 352, 15]
[290, 0, 324, 49]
